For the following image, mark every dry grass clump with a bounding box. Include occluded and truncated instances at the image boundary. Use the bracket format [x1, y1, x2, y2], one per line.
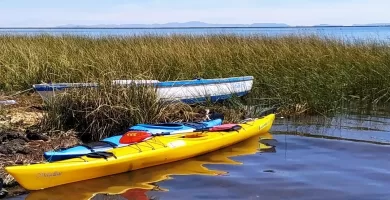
[40, 83, 159, 141]
[38, 83, 234, 142]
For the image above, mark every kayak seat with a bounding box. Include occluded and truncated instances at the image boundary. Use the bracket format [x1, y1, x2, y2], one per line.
[80, 141, 118, 152]
[85, 152, 117, 160]
[181, 122, 208, 129]
[55, 141, 118, 152]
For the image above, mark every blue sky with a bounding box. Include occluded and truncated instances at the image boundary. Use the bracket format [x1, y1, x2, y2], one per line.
[0, 0, 388, 27]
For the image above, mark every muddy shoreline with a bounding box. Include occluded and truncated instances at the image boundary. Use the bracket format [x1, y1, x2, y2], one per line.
[0, 94, 82, 198]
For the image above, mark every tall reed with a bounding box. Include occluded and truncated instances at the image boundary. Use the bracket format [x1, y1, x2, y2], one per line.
[1, 33, 389, 116]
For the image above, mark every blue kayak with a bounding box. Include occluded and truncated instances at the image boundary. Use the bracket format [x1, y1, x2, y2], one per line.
[43, 118, 223, 162]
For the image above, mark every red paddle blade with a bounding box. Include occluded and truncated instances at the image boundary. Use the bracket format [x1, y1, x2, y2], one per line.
[119, 131, 152, 144]
[121, 188, 149, 200]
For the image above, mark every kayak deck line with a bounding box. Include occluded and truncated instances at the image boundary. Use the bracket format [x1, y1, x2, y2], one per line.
[43, 118, 223, 162]
[73, 130, 235, 163]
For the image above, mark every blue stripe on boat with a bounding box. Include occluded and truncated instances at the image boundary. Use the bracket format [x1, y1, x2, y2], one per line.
[155, 76, 253, 88]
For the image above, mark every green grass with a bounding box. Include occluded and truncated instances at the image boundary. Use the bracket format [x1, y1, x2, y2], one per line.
[1, 33, 389, 139]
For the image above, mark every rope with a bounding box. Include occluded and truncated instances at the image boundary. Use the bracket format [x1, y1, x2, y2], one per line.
[71, 122, 259, 162]
[8, 87, 34, 97]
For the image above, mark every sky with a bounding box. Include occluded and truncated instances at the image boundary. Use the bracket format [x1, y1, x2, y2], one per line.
[0, 0, 389, 27]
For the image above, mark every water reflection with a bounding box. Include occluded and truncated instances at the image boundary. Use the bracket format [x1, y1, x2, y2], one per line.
[24, 133, 275, 200]
[145, 134, 390, 200]
[273, 113, 390, 144]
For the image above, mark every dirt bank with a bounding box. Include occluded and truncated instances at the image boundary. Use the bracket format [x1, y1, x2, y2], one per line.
[0, 93, 81, 197]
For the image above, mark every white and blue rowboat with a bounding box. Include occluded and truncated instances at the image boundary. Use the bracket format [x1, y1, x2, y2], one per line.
[32, 76, 254, 104]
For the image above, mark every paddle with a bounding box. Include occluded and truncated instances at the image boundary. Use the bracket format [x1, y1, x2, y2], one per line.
[119, 131, 170, 144]
[119, 123, 243, 145]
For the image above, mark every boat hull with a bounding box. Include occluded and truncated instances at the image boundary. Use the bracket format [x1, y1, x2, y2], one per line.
[5, 114, 275, 191]
[33, 76, 254, 103]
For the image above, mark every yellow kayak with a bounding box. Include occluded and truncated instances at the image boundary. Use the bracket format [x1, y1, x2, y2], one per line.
[5, 114, 275, 191]
[25, 132, 275, 200]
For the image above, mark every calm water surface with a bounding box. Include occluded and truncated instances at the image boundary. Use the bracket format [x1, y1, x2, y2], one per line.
[1, 27, 390, 43]
[7, 113, 390, 200]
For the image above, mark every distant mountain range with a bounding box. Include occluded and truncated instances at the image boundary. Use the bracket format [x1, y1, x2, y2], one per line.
[56, 21, 390, 28]
[57, 21, 291, 28]
[2, 22, 388, 29]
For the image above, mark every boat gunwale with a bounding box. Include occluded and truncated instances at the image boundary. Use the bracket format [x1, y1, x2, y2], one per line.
[32, 76, 254, 91]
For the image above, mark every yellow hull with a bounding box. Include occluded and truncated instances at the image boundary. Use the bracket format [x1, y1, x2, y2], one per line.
[5, 114, 275, 191]
[26, 132, 274, 200]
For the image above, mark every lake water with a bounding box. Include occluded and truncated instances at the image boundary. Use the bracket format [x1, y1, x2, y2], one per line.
[1, 26, 390, 43]
[6, 113, 390, 200]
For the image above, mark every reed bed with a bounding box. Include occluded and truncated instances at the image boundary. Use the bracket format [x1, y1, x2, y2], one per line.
[38, 82, 248, 141]
[0, 33, 389, 138]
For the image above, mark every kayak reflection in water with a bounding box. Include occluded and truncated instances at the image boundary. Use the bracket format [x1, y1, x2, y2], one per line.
[91, 188, 150, 200]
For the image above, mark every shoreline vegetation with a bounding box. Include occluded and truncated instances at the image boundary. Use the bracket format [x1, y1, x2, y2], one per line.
[1, 34, 390, 196]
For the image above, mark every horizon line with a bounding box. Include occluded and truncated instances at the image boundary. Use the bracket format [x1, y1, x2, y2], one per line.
[0, 25, 389, 29]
